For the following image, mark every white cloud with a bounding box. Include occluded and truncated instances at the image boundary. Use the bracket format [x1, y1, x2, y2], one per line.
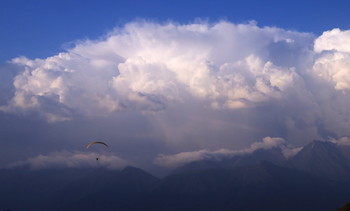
[0, 20, 314, 121]
[314, 28, 350, 53]
[153, 150, 212, 168]
[313, 28, 350, 91]
[329, 136, 350, 146]
[250, 136, 285, 150]
[9, 151, 130, 170]
[2, 20, 350, 161]
[154, 136, 298, 168]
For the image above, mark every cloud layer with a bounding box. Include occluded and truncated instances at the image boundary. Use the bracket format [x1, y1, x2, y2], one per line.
[154, 136, 301, 168]
[9, 151, 130, 170]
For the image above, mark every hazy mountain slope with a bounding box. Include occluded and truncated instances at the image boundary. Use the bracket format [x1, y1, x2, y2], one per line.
[0, 166, 160, 211]
[339, 145, 350, 165]
[173, 147, 286, 175]
[140, 162, 349, 211]
[289, 140, 350, 181]
[0, 167, 95, 210]
[52, 166, 160, 211]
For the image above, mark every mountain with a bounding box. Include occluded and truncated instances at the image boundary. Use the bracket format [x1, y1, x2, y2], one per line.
[0, 166, 159, 211]
[2, 141, 350, 211]
[175, 140, 350, 182]
[0, 167, 96, 210]
[52, 166, 160, 211]
[288, 140, 350, 181]
[338, 144, 350, 165]
[173, 147, 286, 174]
[141, 162, 350, 211]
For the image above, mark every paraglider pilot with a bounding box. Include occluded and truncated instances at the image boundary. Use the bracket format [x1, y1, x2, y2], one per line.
[86, 141, 108, 161]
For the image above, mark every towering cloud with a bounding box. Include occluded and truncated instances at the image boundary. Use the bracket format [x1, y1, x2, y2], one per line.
[1, 21, 350, 168]
[0, 21, 314, 118]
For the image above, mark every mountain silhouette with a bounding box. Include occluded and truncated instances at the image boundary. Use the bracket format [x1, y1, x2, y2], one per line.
[0, 166, 159, 211]
[140, 162, 349, 211]
[2, 141, 350, 211]
[289, 140, 350, 181]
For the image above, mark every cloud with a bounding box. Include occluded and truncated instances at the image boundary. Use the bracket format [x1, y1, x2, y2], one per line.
[329, 136, 350, 146]
[314, 28, 350, 53]
[154, 136, 300, 168]
[313, 29, 350, 91]
[9, 151, 130, 170]
[2, 20, 350, 168]
[0, 21, 313, 119]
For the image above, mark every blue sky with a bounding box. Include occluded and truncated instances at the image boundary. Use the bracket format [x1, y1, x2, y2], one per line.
[2, 0, 350, 63]
[2, 0, 350, 171]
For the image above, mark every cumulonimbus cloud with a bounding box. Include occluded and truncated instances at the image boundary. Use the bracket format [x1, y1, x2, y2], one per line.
[0, 21, 313, 119]
[8, 151, 130, 170]
[1, 20, 350, 150]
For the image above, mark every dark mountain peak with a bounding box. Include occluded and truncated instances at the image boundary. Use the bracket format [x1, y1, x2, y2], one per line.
[172, 159, 223, 175]
[289, 140, 350, 181]
[293, 140, 340, 159]
[122, 166, 147, 174]
[292, 140, 342, 161]
[307, 139, 336, 149]
[119, 166, 159, 181]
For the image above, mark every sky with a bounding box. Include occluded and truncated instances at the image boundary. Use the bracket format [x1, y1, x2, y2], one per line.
[1, 0, 350, 173]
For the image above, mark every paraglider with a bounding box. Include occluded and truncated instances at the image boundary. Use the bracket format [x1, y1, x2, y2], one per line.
[86, 141, 109, 149]
[86, 141, 109, 161]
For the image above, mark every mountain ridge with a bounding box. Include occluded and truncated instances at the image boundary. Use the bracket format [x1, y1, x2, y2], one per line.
[2, 140, 350, 210]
